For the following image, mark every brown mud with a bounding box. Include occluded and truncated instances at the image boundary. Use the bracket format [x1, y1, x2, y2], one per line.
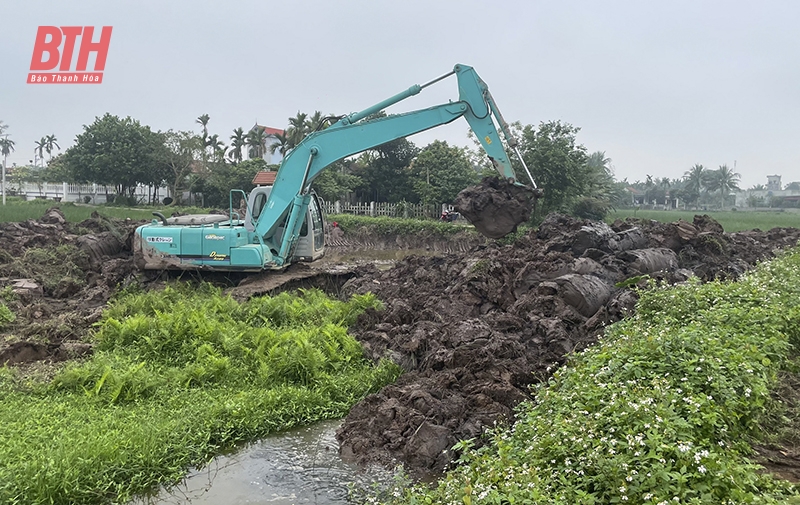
[335, 213, 800, 477]
[0, 208, 138, 365]
[2, 209, 800, 483]
[454, 176, 533, 239]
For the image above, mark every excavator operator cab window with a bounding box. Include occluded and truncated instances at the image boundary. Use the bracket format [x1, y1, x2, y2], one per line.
[310, 194, 324, 250]
[251, 192, 267, 221]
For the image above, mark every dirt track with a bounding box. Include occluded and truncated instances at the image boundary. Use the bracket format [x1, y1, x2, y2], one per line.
[2, 208, 800, 479]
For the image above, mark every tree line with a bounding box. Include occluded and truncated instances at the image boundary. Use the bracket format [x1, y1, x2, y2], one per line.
[626, 164, 742, 210]
[4, 111, 764, 218]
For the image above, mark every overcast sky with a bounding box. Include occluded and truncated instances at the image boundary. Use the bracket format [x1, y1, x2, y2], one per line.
[2, 0, 798, 190]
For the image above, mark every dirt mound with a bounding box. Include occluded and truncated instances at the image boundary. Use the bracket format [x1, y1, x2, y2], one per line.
[0, 208, 139, 366]
[454, 176, 533, 239]
[336, 213, 800, 476]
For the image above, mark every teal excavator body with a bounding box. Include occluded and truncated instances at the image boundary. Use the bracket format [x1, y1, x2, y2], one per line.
[134, 64, 537, 272]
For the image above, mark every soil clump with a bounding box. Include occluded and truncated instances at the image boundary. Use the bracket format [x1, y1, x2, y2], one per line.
[336, 213, 800, 476]
[454, 176, 534, 239]
[0, 208, 138, 365]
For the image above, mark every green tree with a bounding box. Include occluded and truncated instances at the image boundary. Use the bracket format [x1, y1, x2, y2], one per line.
[228, 127, 246, 163]
[34, 138, 47, 167]
[204, 158, 268, 208]
[352, 137, 419, 202]
[572, 151, 622, 219]
[311, 160, 362, 202]
[62, 113, 165, 198]
[408, 140, 479, 205]
[205, 134, 226, 162]
[44, 134, 60, 160]
[517, 121, 589, 217]
[705, 164, 741, 208]
[286, 111, 309, 148]
[683, 164, 706, 208]
[269, 132, 290, 158]
[159, 130, 203, 205]
[246, 127, 268, 159]
[196, 114, 210, 141]
[0, 136, 15, 170]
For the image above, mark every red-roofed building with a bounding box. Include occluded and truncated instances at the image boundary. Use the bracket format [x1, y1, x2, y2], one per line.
[252, 170, 277, 186]
[247, 124, 285, 165]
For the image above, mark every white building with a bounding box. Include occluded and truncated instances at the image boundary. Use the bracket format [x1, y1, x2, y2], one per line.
[735, 174, 800, 207]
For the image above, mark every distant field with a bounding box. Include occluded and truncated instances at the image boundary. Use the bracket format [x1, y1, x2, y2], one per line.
[0, 199, 205, 223]
[608, 209, 800, 232]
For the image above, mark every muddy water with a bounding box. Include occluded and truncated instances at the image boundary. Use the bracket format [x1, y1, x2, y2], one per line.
[133, 420, 396, 505]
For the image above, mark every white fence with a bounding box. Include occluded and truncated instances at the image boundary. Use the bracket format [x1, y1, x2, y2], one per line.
[0, 182, 170, 204]
[321, 200, 445, 219]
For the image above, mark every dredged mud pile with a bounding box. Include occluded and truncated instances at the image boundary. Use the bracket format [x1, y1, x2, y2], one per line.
[0, 208, 138, 365]
[336, 213, 800, 476]
[454, 176, 534, 239]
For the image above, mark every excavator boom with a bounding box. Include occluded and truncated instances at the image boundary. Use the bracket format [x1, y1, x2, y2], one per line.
[257, 64, 534, 265]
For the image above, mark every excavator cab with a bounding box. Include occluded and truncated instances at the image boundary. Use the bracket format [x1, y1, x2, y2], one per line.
[244, 186, 325, 263]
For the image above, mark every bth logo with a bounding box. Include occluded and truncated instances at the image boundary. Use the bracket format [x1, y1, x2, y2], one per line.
[28, 26, 112, 84]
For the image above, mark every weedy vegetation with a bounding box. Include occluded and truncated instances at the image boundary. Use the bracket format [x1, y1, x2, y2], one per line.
[0, 284, 400, 505]
[0, 244, 88, 295]
[328, 214, 477, 236]
[386, 249, 800, 504]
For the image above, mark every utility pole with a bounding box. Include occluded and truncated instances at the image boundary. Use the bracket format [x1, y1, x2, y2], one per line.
[1, 133, 8, 206]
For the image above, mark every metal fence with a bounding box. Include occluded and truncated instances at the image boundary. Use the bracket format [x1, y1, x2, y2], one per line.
[1, 182, 169, 204]
[321, 200, 444, 219]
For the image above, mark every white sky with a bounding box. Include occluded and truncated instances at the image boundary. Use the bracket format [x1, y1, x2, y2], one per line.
[2, 0, 799, 190]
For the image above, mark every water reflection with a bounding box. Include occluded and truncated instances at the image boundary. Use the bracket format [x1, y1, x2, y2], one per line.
[133, 419, 395, 505]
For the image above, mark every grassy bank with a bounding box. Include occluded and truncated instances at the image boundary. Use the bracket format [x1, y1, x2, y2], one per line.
[0, 198, 208, 223]
[608, 209, 800, 232]
[328, 214, 479, 236]
[388, 249, 800, 504]
[0, 285, 400, 504]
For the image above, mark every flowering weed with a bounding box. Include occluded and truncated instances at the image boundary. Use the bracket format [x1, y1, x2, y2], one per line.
[391, 250, 800, 504]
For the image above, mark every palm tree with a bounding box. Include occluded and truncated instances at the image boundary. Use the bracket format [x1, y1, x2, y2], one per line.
[584, 151, 614, 198]
[228, 127, 246, 163]
[714, 164, 741, 208]
[683, 164, 706, 208]
[704, 165, 741, 208]
[0, 136, 15, 167]
[246, 127, 268, 159]
[0, 121, 7, 135]
[307, 110, 325, 132]
[285, 111, 309, 149]
[196, 114, 210, 140]
[206, 134, 226, 162]
[269, 132, 290, 158]
[44, 134, 60, 160]
[34, 138, 47, 167]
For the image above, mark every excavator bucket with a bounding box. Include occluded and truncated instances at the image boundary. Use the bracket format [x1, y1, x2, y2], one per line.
[454, 176, 536, 239]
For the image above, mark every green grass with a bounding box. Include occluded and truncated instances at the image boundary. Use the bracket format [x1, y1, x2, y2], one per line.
[0, 198, 209, 223]
[608, 209, 800, 232]
[0, 284, 400, 504]
[387, 249, 800, 504]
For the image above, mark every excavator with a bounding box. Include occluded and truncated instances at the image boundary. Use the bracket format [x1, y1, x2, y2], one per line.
[134, 64, 540, 272]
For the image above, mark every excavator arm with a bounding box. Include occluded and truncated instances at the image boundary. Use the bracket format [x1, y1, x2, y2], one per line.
[257, 64, 537, 266]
